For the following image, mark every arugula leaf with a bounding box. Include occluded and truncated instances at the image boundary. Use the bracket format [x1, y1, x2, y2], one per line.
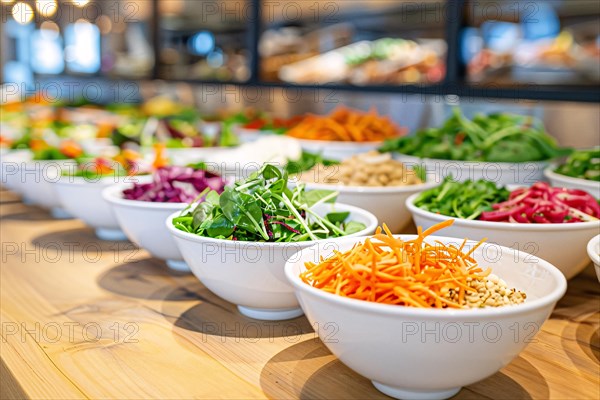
[206, 214, 235, 237]
[261, 164, 282, 180]
[326, 211, 350, 223]
[192, 202, 215, 230]
[301, 189, 338, 207]
[344, 221, 366, 235]
[220, 188, 268, 239]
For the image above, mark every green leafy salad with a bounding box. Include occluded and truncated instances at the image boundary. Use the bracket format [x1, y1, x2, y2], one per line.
[554, 148, 600, 182]
[172, 164, 366, 242]
[413, 177, 510, 220]
[380, 108, 571, 162]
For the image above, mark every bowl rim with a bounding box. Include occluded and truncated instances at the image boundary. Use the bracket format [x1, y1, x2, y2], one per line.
[393, 152, 552, 167]
[294, 179, 439, 194]
[293, 137, 386, 147]
[544, 166, 599, 187]
[102, 183, 189, 210]
[165, 202, 378, 248]
[285, 234, 568, 318]
[54, 173, 152, 186]
[1, 152, 78, 167]
[587, 234, 600, 266]
[406, 192, 600, 231]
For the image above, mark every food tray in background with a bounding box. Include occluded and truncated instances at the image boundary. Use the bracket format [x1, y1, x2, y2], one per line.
[278, 39, 446, 85]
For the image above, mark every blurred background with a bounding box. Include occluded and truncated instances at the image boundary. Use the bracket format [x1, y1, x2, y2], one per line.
[0, 0, 598, 146]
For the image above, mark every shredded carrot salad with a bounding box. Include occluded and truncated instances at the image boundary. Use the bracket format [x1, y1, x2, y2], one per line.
[300, 220, 519, 309]
[286, 107, 405, 142]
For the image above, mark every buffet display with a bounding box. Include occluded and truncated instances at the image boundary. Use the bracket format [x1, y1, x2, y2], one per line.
[1, 95, 598, 400]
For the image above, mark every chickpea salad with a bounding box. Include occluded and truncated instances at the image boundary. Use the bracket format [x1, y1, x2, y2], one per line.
[297, 151, 424, 187]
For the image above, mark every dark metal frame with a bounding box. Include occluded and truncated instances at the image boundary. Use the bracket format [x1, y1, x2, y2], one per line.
[149, 0, 600, 103]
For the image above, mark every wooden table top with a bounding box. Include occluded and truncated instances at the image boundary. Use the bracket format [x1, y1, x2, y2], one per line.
[1, 188, 599, 400]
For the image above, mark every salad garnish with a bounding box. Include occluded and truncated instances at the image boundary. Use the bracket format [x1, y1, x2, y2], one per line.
[301, 220, 526, 308]
[172, 164, 366, 242]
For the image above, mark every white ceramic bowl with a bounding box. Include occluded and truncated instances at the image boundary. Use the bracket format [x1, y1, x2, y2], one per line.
[295, 138, 384, 161]
[285, 235, 567, 400]
[53, 174, 152, 240]
[166, 203, 378, 320]
[296, 179, 438, 233]
[1, 150, 30, 193]
[79, 138, 119, 156]
[587, 235, 600, 283]
[9, 154, 77, 217]
[544, 167, 600, 199]
[102, 183, 190, 272]
[233, 127, 278, 144]
[202, 136, 303, 181]
[406, 193, 600, 280]
[393, 153, 549, 186]
[141, 146, 231, 167]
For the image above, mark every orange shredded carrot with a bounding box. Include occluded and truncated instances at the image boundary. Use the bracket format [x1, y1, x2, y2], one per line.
[300, 220, 492, 309]
[59, 140, 83, 158]
[285, 107, 405, 142]
[152, 143, 169, 169]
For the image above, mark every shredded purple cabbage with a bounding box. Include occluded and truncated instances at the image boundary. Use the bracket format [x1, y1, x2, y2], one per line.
[122, 166, 226, 203]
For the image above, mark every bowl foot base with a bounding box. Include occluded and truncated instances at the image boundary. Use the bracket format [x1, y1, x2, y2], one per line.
[372, 382, 461, 400]
[237, 306, 303, 321]
[166, 259, 190, 273]
[95, 228, 128, 241]
[50, 207, 72, 219]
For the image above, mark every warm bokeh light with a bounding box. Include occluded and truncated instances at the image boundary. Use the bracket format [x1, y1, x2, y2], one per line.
[1, 0, 15, 4]
[96, 15, 112, 35]
[35, 0, 57, 17]
[159, 0, 183, 15]
[11, 2, 34, 25]
[40, 20, 60, 39]
[74, 0, 90, 7]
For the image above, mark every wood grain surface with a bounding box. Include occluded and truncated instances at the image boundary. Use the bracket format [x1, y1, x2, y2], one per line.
[1, 188, 599, 400]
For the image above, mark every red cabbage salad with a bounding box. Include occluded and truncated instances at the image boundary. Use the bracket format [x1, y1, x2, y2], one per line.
[122, 166, 227, 203]
[414, 179, 599, 223]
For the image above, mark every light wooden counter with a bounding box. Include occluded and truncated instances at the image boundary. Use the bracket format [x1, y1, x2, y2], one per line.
[1, 188, 598, 399]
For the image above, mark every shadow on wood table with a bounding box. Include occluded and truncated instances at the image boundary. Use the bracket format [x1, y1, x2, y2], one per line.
[168, 297, 314, 339]
[2, 207, 57, 221]
[97, 259, 203, 301]
[32, 227, 139, 253]
[260, 339, 543, 400]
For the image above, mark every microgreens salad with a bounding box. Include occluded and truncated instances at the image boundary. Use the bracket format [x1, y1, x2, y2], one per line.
[172, 164, 366, 242]
[414, 178, 599, 223]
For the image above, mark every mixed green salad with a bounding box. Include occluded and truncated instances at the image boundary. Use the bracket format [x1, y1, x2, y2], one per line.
[380, 108, 571, 162]
[111, 111, 238, 149]
[554, 148, 600, 181]
[414, 178, 600, 223]
[173, 164, 366, 242]
[414, 177, 509, 219]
